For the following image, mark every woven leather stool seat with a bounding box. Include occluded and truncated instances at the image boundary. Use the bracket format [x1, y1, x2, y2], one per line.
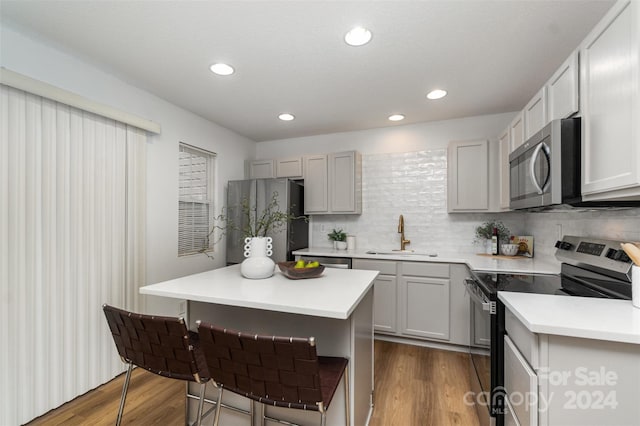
[197, 321, 350, 426]
[103, 304, 211, 426]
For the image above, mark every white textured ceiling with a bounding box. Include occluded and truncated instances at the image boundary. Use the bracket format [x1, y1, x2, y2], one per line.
[0, 1, 614, 142]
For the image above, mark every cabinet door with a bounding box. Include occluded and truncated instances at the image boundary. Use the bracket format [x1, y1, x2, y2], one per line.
[504, 336, 538, 426]
[499, 128, 511, 210]
[547, 50, 579, 121]
[373, 275, 397, 333]
[524, 87, 548, 140]
[303, 155, 328, 213]
[276, 157, 303, 178]
[580, 0, 640, 200]
[447, 140, 489, 212]
[329, 151, 361, 213]
[509, 112, 525, 152]
[400, 276, 450, 340]
[248, 160, 275, 179]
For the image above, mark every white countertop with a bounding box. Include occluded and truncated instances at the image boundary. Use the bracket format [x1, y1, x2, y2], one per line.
[499, 292, 640, 345]
[293, 247, 561, 275]
[140, 264, 378, 320]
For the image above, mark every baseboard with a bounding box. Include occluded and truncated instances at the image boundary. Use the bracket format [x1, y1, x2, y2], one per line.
[374, 333, 470, 354]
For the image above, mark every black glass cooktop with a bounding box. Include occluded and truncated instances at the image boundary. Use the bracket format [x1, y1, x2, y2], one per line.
[473, 266, 632, 300]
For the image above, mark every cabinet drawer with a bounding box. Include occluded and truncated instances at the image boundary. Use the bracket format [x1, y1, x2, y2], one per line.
[401, 261, 449, 278]
[504, 336, 538, 426]
[353, 259, 396, 275]
[505, 308, 539, 369]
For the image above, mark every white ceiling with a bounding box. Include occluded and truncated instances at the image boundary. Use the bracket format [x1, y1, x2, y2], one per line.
[0, 1, 615, 142]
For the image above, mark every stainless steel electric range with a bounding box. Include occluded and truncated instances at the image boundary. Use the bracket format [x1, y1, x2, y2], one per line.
[465, 235, 634, 426]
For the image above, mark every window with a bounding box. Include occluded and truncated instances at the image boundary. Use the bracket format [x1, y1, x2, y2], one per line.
[178, 143, 216, 255]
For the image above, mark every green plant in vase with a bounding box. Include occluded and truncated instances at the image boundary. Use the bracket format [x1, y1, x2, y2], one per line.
[327, 228, 347, 249]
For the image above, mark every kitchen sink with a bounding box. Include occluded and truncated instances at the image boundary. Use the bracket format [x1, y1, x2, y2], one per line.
[365, 250, 438, 257]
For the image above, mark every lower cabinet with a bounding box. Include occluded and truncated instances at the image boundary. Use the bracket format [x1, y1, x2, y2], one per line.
[352, 259, 469, 346]
[399, 262, 450, 340]
[504, 306, 640, 425]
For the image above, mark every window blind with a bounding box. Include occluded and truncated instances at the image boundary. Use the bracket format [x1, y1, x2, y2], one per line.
[178, 143, 216, 255]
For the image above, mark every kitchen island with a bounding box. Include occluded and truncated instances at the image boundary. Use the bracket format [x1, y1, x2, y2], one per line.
[140, 264, 378, 426]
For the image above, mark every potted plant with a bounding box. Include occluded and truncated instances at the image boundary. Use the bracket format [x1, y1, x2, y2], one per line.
[328, 228, 347, 250]
[474, 220, 510, 253]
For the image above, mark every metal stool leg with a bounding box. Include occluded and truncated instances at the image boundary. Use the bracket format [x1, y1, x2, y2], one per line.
[213, 387, 224, 426]
[116, 362, 134, 426]
[195, 383, 206, 426]
[344, 365, 350, 426]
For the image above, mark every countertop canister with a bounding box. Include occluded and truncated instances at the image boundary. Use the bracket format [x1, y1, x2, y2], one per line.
[346, 235, 356, 250]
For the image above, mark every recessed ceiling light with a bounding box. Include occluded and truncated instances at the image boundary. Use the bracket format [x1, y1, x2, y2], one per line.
[427, 89, 447, 100]
[278, 113, 295, 121]
[209, 63, 234, 76]
[388, 114, 405, 121]
[344, 27, 372, 46]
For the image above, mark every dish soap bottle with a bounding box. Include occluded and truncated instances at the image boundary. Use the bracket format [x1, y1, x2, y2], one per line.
[491, 227, 499, 255]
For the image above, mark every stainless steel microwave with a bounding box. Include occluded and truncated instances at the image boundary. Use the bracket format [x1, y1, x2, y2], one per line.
[509, 118, 581, 210]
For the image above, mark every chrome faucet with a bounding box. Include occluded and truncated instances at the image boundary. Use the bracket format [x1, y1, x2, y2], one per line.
[397, 214, 410, 251]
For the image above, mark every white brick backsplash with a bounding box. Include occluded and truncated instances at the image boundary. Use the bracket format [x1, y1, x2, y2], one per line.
[310, 149, 640, 259]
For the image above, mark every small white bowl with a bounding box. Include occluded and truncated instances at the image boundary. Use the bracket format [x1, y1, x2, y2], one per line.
[501, 244, 519, 256]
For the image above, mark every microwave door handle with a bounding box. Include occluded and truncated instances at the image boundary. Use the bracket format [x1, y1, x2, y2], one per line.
[529, 143, 545, 194]
[540, 143, 551, 192]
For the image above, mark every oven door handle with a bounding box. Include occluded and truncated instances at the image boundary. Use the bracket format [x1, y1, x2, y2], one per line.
[464, 278, 494, 312]
[529, 142, 551, 195]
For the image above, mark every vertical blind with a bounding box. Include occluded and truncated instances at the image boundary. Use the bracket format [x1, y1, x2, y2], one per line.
[0, 84, 146, 425]
[178, 143, 215, 255]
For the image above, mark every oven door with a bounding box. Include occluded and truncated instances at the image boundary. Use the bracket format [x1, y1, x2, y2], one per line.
[465, 278, 494, 426]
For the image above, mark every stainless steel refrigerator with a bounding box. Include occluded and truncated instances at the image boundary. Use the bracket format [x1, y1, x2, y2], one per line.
[226, 178, 308, 265]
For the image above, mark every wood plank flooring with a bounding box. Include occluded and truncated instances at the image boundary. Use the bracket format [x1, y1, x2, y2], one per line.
[28, 341, 479, 426]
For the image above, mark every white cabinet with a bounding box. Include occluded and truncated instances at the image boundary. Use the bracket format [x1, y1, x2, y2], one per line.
[580, 0, 640, 201]
[303, 155, 328, 213]
[498, 128, 511, 210]
[353, 259, 397, 334]
[504, 336, 538, 426]
[447, 139, 489, 212]
[247, 159, 275, 179]
[523, 87, 548, 140]
[329, 151, 362, 213]
[275, 157, 303, 178]
[505, 305, 640, 426]
[547, 50, 579, 121]
[509, 112, 525, 152]
[303, 151, 362, 214]
[399, 262, 450, 341]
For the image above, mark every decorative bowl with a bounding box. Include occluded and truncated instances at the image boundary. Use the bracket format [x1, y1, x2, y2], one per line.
[277, 261, 325, 280]
[501, 244, 519, 256]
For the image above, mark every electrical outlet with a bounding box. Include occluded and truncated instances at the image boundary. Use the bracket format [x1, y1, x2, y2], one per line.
[320, 224, 326, 232]
[557, 224, 563, 240]
[178, 301, 186, 317]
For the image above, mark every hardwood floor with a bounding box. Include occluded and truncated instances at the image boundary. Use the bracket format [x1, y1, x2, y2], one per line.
[28, 341, 479, 426]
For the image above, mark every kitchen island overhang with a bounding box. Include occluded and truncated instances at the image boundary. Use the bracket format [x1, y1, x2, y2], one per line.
[140, 264, 379, 426]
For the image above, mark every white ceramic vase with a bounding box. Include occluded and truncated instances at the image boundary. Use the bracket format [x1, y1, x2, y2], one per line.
[240, 237, 275, 279]
[336, 241, 348, 250]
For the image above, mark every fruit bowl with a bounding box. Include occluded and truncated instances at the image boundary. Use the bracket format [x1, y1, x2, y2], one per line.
[277, 261, 325, 280]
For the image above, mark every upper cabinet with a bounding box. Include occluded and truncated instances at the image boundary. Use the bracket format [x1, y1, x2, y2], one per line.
[275, 157, 303, 178]
[448, 139, 489, 212]
[523, 87, 548, 140]
[498, 128, 511, 210]
[304, 151, 362, 214]
[509, 112, 525, 152]
[247, 157, 303, 179]
[247, 159, 275, 179]
[547, 50, 579, 121]
[580, 0, 640, 201]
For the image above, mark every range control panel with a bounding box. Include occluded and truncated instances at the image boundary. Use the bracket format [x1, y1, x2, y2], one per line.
[555, 236, 634, 278]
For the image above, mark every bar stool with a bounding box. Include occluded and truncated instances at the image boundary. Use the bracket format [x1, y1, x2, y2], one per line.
[197, 321, 350, 426]
[102, 304, 212, 426]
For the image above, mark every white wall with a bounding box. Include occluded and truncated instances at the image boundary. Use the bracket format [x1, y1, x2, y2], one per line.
[1, 25, 257, 314]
